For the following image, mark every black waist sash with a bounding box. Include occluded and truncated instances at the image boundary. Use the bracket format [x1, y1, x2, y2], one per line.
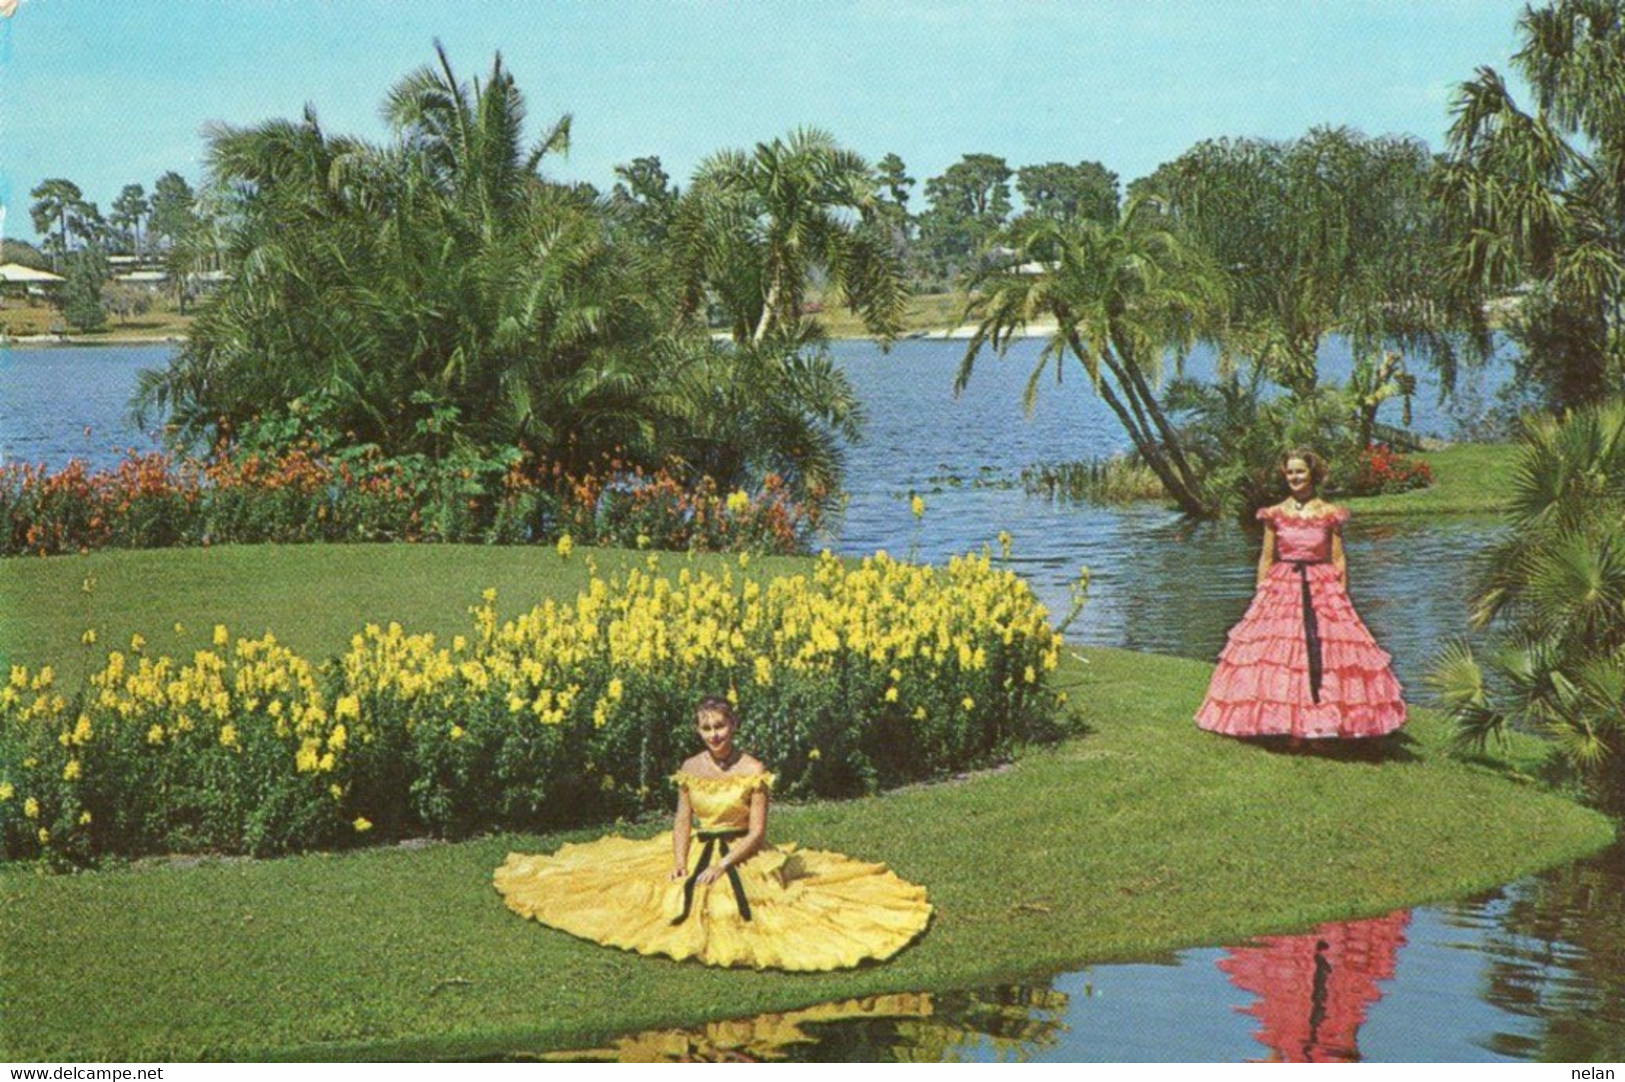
[673, 828, 752, 924]
[1290, 560, 1325, 704]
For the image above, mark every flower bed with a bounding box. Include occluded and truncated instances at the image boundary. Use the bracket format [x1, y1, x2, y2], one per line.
[0, 444, 821, 557]
[1345, 443, 1434, 496]
[0, 550, 1067, 865]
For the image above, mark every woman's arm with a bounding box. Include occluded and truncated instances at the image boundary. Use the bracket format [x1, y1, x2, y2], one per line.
[670, 786, 693, 881]
[1256, 520, 1277, 587]
[697, 784, 768, 885]
[1331, 523, 1348, 591]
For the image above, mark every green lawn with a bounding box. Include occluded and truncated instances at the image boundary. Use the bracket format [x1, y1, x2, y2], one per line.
[0, 545, 1611, 1060]
[1345, 442, 1520, 517]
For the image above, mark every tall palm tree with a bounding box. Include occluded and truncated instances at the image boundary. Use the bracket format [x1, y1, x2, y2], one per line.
[28, 178, 85, 269]
[956, 198, 1229, 517]
[677, 128, 905, 346]
[1429, 399, 1625, 808]
[1437, 0, 1625, 409]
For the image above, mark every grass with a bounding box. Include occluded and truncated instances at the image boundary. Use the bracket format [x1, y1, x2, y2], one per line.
[0, 544, 1613, 1060]
[0, 297, 193, 341]
[1022, 456, 1169, 505]
[816, 291, 969, 339]
[1344, 442, 1520, 517]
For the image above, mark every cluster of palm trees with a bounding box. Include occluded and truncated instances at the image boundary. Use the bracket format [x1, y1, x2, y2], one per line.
[137, 45, 903, 505]
[1427, 0, 1625, 808]
[955, 125, 1474, 519]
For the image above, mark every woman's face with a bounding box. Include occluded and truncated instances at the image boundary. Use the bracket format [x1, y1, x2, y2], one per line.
[696, 710, 737, 759]
[1283, 457, 1315, 497]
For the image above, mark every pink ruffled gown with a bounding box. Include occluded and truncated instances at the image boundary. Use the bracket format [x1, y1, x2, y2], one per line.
[1195, 506, 1406, 739]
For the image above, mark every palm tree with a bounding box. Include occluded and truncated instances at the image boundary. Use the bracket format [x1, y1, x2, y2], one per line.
[1437, 0, 1625, 409]
[956, 198, 1229, 517]
[1429, 399, 1625, 808]
[28, 178, 84, 269]
[659, 335, 863, 503]
[1141, 127, 1472, 400]
[677, 128, 905, 346]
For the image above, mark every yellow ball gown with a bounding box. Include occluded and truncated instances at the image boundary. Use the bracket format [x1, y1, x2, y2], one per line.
[493, 771, 932, 971]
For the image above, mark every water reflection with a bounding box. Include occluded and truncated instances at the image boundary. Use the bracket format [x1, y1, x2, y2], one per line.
[529, 988, 1069, 1063]
[1218, 911, 1410, 1062]
[513, 845, 1625, 1062]
[1458, 844, 1625, 1062]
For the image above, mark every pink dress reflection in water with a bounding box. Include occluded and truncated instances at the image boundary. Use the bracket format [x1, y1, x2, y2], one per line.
[1218, 910, 1411, 1062]
[1195, 506, 1406, 739]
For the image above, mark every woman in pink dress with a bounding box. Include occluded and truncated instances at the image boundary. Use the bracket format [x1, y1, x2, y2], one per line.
[1195, 450, 1406, 740]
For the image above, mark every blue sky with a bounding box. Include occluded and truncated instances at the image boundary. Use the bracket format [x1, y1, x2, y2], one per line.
[1, 0, 1527, 243]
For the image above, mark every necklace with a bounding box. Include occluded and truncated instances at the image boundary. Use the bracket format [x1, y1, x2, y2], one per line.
[1289, 496, 1311, 512]
[708, 748, 740, 771]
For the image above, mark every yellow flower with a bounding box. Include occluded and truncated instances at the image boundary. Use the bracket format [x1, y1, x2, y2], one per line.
[219, 725, 239, 749]
[147, 725, 165, 745]
[556, 534, 575, 560]
[80, 628, 97, 646]
[998, 530, 1013, 559]
[449, 724, 465, 741]
[911, 494, 926, 519]
[607, 677, 624, 701]
[726, 489, 751, 515]
[481, 587, 498, 603]
[81, 575, 97, 594]
[72, 714, 93, 745]
[38, 828, 50, 846]
[636, 533, 652, 549]
[63, 759, 81, 781]
[213, 625, 230, 647]
[335, 695, 360, 721]
[808, 748, 822, 761]
[0, 782, 11, 801]
[173, 622, 185, 635]
[24, 797, 39, 819]
[353, 817, 373, 832]
[962, 696, 975, 711]
[78, 811, 92, 825]
[130, 633, 146, 652]
[885, 686, 899, 702]
[1024, 665, 1037, 684]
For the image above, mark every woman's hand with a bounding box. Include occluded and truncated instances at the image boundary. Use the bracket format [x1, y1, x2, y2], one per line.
[669, 864, 689, 882]
[695, 863, 729, 886]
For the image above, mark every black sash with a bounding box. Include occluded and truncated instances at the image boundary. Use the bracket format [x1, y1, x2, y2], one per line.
[1290, 560, 1324, 704]
[672, 829, 752, 924]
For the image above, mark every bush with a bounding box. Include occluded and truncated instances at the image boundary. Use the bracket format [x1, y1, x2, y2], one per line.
[1344, 443, 1434, 496]
[0, 550, 1069, 865]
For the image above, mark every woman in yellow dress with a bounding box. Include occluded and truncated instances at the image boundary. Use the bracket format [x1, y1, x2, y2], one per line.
[493, 697, 933, 971]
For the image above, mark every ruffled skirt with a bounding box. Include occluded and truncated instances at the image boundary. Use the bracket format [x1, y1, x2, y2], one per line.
[494, 832, 932, 971]
[1195, 562, 1406, 739]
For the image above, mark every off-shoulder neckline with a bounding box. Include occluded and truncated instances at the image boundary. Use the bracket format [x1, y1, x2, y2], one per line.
[1260, 502, 1348, 524]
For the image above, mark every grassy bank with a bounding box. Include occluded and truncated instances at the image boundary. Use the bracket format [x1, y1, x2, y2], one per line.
[0, 545, 1611, 1060]
[1345, 442, 1520, 517]
[0, 297, 193, 342]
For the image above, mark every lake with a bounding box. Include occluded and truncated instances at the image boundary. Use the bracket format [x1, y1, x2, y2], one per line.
[3, 338, 1619, 1063]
